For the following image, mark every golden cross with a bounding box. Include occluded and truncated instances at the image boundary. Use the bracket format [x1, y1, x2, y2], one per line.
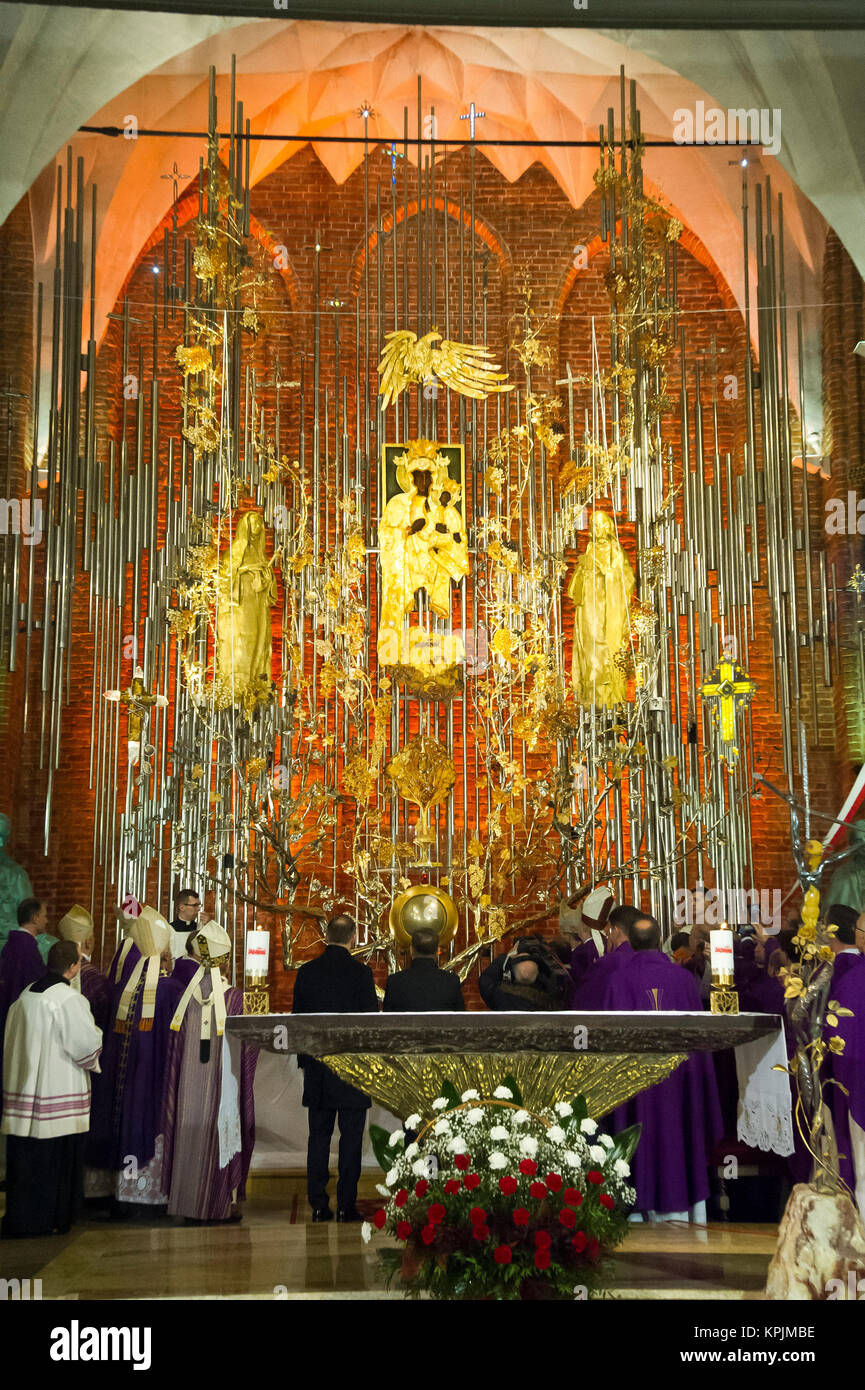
[699, 658, 756, 764]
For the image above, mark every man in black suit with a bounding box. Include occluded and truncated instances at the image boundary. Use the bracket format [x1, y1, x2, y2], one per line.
[292, 914, 378, 1223]
[383, 927, 465, 1012]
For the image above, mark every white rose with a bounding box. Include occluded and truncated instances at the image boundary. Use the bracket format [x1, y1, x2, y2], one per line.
[386, 1167, 398, 1186]
[614, 1158, 631, 1178]
[599, 1134, 614, 1149]
[589, 1145, 606, 1164]
[432, 1097, 449, 1111]
[554, 1101, 573, 1118]
[461, 1089, 480, 1102]
[404, 1142, 419, 1160]
[388, 1129, 405, 1148]
[563, 1150, 583, 1169]
[405, 1114, 422, 1130]
[412, 1158, 429, 1177]
[513, 1109, 530, 1125]
[489, 1151, 507, 1170]
[361, 1222, 372, 1244]
[519, 1136, 538, 1157]
[548, 1125, 566, 1144]
[447, 1135, 467, 1152]
[493, 1086, 513, 1100]
[580, 1118, 598, 1136]
[490, 1125, 509, 1141]
[433, 1118, 451, 1136]
[465, 1108, 484, 1126]
[376, 1184, 389, 1197]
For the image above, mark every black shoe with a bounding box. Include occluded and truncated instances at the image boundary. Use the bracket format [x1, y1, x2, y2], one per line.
[311, 1207, 333, 1223]
[336, 1207, 362, 1223]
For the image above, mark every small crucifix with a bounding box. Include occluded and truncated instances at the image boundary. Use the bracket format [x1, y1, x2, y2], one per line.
[460, 102, 485, 140]
[104, 666, 168, 765]
[699, 658, 756, 767]
[161, 161, 193, 205]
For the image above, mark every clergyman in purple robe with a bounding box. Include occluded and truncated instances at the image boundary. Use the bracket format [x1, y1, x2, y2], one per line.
[88, 906, 182, 1213]
[56, 905, 112, 1033]
[0, 898, 47, 1095]
[572, 903, 638, 1009]
[601, 914, 723, 1221]
[824, 912, 865, 1219]
[161, 921, 257, 1223]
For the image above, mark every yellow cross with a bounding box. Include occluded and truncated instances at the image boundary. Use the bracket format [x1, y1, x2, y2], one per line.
[699, 659, 756, 761]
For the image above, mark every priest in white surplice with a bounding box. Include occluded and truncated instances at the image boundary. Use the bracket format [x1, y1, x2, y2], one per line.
[1, 938, 102, 1237]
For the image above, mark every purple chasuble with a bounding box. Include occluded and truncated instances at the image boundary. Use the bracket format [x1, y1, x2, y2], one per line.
[569, 937, 600, 993]
[79, 962, 112, 1033]
[825, 952, 865, 1195]
[603, 950, 723, 1214]
[573, 940, 634, 1010]
[87, 960, 182, 1172]
[160, 958, 257, 1220]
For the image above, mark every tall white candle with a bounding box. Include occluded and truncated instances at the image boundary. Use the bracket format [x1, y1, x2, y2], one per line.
[709, 924, 735, 987]
[245, 929, 270, 985]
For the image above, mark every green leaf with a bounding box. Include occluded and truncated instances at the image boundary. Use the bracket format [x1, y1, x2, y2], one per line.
[500, 1073, 523, 1106]
[569, 1093, 588, 1123]
[440, 1079, 462, 1110]
[608, 1122, 641, 1166]
[369, 1123, 396, 1173]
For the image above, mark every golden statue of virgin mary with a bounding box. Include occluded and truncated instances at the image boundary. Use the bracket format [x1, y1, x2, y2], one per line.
[568, 510, 636, 708]
[214, 511, 278, 697]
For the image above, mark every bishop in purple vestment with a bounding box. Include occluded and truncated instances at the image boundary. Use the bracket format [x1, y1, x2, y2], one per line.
[602, 915, 723, 1218]
[161, 922, 257, 1222]
[57, 905, 112, 1033]
[87, 907, 181, 1210]
[824, 919, 865, 1219]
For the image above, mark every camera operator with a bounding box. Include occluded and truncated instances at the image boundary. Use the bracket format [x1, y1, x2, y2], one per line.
[478, 935, 571, 1011]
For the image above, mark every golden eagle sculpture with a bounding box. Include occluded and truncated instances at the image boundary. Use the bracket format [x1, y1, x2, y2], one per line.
[377, 329, 513, 409]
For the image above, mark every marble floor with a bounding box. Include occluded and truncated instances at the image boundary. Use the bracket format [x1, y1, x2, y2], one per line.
[0, 1175, 778, 1300]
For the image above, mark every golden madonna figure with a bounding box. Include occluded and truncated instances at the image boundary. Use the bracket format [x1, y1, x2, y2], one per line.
[568, 510, 636, 708]
[214, 511, 278, 695]
[377, 441, 469, 669]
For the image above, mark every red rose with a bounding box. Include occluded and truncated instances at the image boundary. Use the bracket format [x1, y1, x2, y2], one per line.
[564, 1188, 583, 1207]
[499, 1176, 518, 1196]
[534, 1249, 551, 1270]
[559, 1206, 577, 1229]
[415, 1179, 429, 1198]
[464, 1173, 482, 1191]
[587, 1236, 599, 1259]
[396, 1221, 411, 1241]
[428, 1203, 446, 1225]
[572, 1230, 588, 1253]
[519, 1159, 538, 1176]
[372, 1209, 387, 1229]
[545, 1173, 563, 1193]
[494, 1245, 512, 1265]
[421, 1225, 436, 1245]
[469, 1207, 487, 1225]
[529, 1182, 548, 1200]
[454, 1154, 471, 1171]
[443, 1179, 461, 1196]
[513, 1208, 530, 1227]
[587, 1170, 604, 1185]
[472, 1224, 490, 1242]
[599, 1193, 615, 1211]
[394, 1189, 409, 1208]
[534, 1229, 552, 1248]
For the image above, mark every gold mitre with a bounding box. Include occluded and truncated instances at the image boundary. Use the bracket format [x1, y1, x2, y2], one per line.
[58, 904, 94, 943]
[129, 905, 171, 958]
[191, 920, 231, 967]
[395, 438, 450, 494]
